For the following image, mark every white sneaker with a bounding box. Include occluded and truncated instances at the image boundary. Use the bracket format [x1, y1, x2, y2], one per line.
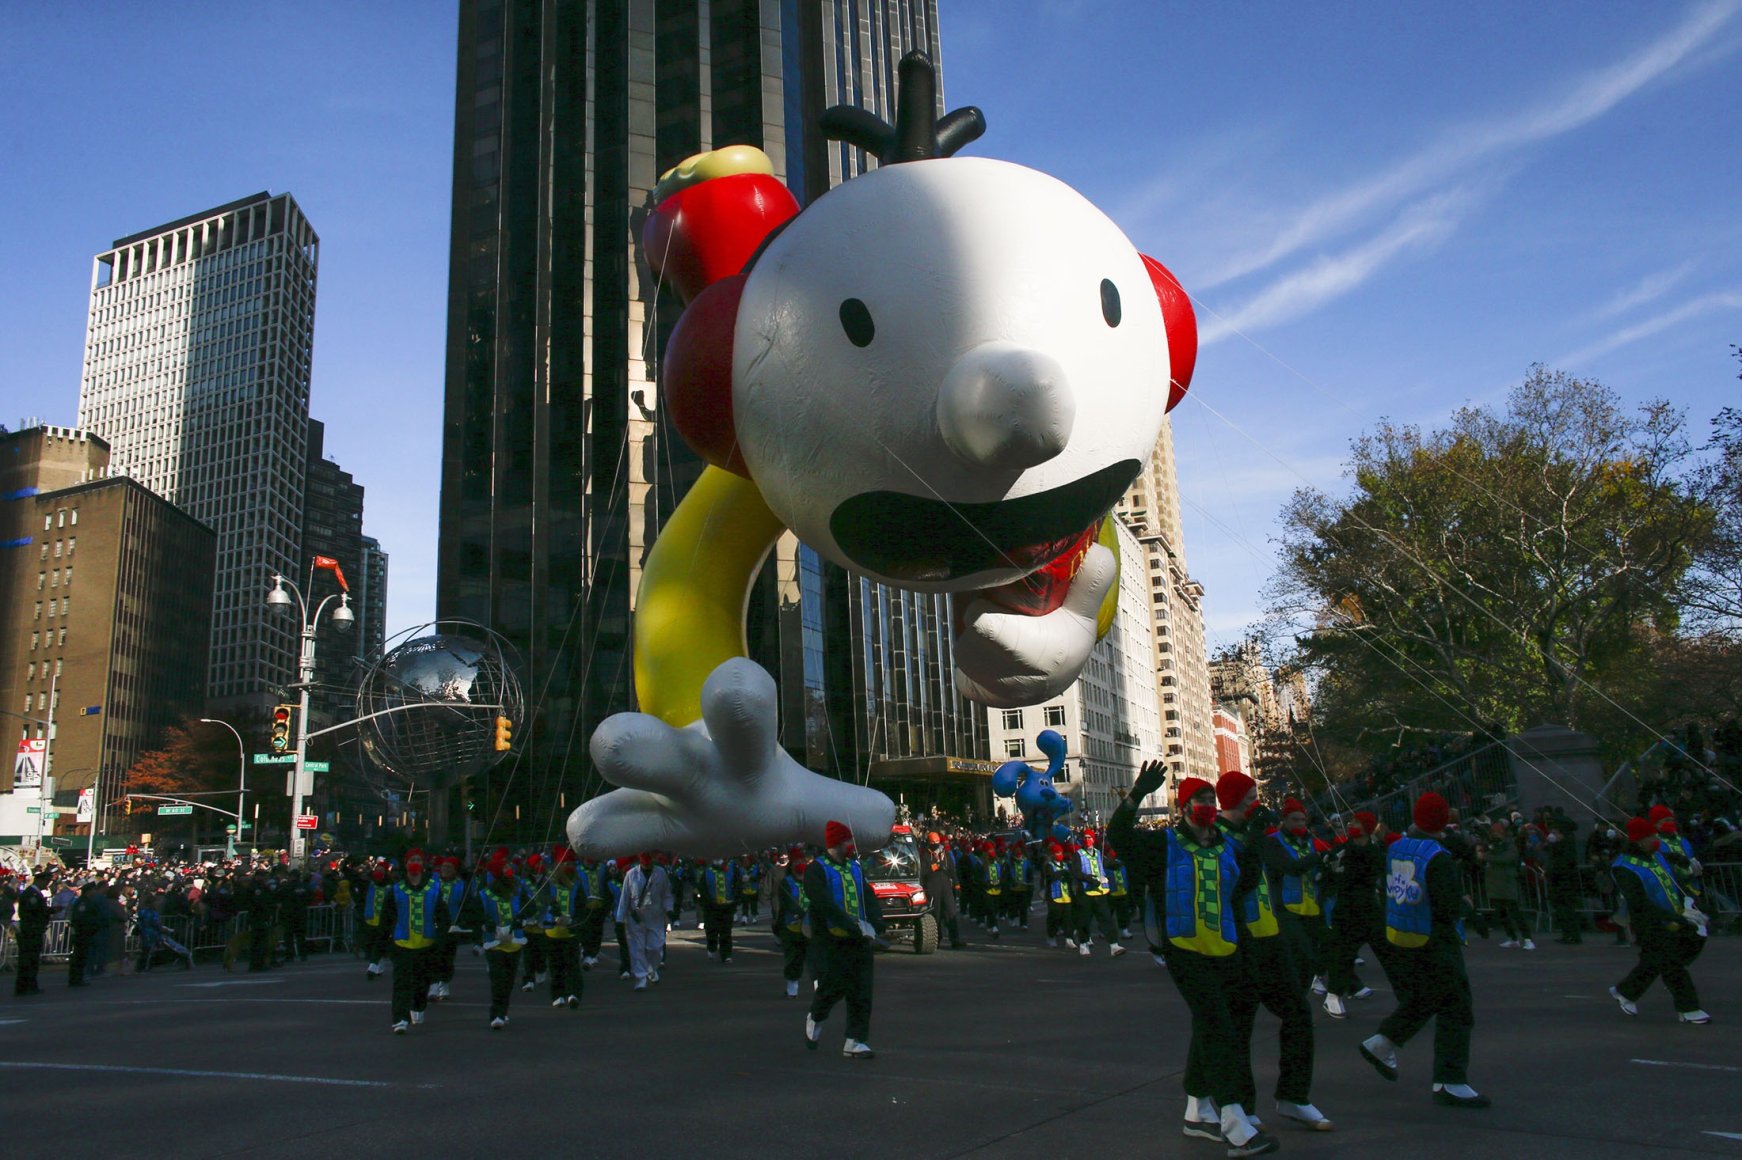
[1079, 942, 1092, 957]
[410, 1009, 427, 1025]
[649, 969, 660, 984]
[1323, 993, 1347, 1019]
[1679, 1009, 1712, 1024]
[1609, 986, 1638, 1016]
[1276, 1100, 1333, 1131]
[785, 979, 800, 998]
[1498, 939, 1519, 949]
[619, 970, 631, 980]
[1120, 928, 1134, 939]
[520, 980, 535, 992]
[1360, 1035, 1399, 1081]
[391, 1020, 408, 1034]
[633, 978, 647, 991]
[805, 1013, 822, 1050]
[842, 1039, 875, 1059]
[1065, 939, 1077, 949]
[536, 972, 548, 984]
[1522, 939, 1536, 950]
[490, 1016, 506, 1030]
[1310, 975, 1327, 996]
[1182, 1095, 1220, 1140]
[1046, 937, 1058, 948]
[1352, 986, 1375, 1000]
[1152, 952, 1168, 969]
[552, 997, 566, 1008]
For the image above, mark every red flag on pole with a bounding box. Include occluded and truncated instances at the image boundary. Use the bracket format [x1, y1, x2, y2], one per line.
[312, 555, 350, 592]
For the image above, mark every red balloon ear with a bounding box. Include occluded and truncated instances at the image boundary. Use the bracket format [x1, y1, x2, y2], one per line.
[1140, 254, 1196, 412]
[664, 274, 750, 476]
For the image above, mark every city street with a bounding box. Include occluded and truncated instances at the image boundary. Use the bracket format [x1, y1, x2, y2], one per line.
[3, 921, 1738, 1158]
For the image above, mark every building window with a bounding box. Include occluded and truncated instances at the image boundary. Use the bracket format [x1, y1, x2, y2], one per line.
[1003, 738, 1025, 758]
[1045, 705, 1066, 727]
[31, 632, 39, 650]
[1001, 709, 1024, 731]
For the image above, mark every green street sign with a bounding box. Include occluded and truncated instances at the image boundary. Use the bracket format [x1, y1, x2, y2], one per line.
[305, 760, 330, 773]
[157, 804, 194, 816]
[25, 806, 40, 814]
[253, 753, 294, 765]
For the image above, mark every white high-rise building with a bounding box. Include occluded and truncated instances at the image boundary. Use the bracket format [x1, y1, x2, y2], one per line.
[985, 518, 1163, 826]
[77, 191, 319, 707]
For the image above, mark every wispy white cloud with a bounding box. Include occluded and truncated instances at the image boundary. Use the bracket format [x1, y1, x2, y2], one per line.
[1199, 0, 1742, 291]
[1197, 190, 1472, 345]
[1587, 260, 1701, 322]
[1555, 288, 1742, 367]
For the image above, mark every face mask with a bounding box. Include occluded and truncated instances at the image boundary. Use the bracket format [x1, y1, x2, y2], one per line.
[1285, 819, 1307, 837]
[1660, 822, 1678, 836]
[1189, 803, 1217, 828]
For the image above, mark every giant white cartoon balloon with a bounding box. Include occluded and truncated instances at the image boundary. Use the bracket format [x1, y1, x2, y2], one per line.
[567, 53, 1196, 859]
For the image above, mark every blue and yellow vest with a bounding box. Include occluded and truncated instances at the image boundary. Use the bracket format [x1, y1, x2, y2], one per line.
[984, 859, 1004, 896]
[1656, 836, 1702, 898]
[391, 880, 443, 949]
[484, 889, 524, 953]
[1274, 832, 1321, 917]
[363, 880, 389, 926]
[1217, 820, 1279, 939]
[1048, 863, 1073, 905]
[780, 871, 808, 934]
[1109, 863, 1129, 898]
[1079, 849, 1110, 896]
[740, 864, 761, 898]
[1615, 853, 1686, 916]
[442, 878, 468, 927]
[581, 865, 607, 909]
[545, 883, 579, 938]
[704, 864, 736, 906]
[818, 858, 869, 937]
[1384, 836, 1444, 948]
[1164, 829, 1240, 957]
[1010, 856, 1031, 890]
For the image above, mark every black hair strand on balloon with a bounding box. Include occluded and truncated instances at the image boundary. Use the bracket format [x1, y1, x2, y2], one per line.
[819, 51, 985, 164]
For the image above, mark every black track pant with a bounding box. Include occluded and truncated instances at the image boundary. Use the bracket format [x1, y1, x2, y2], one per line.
[1232, 936, 1314, 1105]
[810, 937, 874, 1042]
[1166, 947, 1250, 1108]
[1615, 928, 1704, 1013]
[485, 949, 517, 1020]
[546, 935, 582, 1001]
[1376, 944, 1474, 1085]
[390, 945, 435, 1023]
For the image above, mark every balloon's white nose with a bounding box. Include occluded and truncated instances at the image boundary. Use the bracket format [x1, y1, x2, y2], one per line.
[936, 342, 1074, 470]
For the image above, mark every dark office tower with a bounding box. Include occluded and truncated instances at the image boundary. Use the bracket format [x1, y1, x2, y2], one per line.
[438, 1, 984, 837]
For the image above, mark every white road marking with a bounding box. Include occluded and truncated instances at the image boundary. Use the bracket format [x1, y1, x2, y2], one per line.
[0, 1061, 435, 1088]
[1702, 1132, 1742, 1141]
[180, 978, 284, 988]
[0, 1019, 28, 1026]
[1631, 1059, 1741, 1073]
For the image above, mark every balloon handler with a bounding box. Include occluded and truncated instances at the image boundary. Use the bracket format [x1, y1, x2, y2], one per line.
[567, 51, 1197, 863]
[804, 821, 887, 1059]
[1608, 817, 1710, 1024]
[378, 849, 452, 1036]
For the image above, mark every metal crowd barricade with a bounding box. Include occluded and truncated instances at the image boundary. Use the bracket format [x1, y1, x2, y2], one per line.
[1330, 740, 1519, 834]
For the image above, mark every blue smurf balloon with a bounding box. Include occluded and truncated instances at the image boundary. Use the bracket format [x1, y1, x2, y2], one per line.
[991, 729, 1074, 842]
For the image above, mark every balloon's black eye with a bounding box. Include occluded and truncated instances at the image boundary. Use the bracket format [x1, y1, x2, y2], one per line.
[1100, 279, 1122, 327]
[840, 298, 875, 347]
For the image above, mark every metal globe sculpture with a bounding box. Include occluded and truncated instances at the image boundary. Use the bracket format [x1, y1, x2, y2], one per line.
[355, 620, 524, 790]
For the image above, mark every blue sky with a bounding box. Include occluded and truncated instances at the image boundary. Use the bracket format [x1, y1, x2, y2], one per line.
[3, 2, 1738, 661]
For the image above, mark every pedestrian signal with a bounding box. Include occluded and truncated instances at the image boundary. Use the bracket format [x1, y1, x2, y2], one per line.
[270, 704, 294, 753]
[494, 715, 512, 752]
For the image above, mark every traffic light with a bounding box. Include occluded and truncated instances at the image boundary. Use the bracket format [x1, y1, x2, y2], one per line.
[123, 796, 132, 816]
[494, 715, 512, 752]
[270, 704, 294, 753]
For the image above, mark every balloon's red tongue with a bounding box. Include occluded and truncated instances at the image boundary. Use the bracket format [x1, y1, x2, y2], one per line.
[965, 523, 1099, 623]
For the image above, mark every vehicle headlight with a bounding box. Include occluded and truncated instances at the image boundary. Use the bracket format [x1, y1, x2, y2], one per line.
[912, 891, 927, 907]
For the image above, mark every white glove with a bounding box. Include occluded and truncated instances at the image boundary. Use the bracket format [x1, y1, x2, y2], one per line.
[568, 658, 895, 859]
[952, 544, 1116, 708]
[858, 919, 877, 940]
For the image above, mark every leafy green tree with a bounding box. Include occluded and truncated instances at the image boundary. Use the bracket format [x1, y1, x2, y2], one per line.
[1269, 367, 1712, 756]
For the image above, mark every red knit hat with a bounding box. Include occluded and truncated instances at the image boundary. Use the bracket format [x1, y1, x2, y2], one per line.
[1282, 797, 1306, 817]
[1177, 777, 1214, 807]
[1216, 771, 1256, 811]
[552, 844, 576, 865]
[1626, 817, 1656, 843]
[1413, 792, 1450, 833]
[1648, 804, 1675, 824]
[1048, 841, 1065, 859]
[824, 820, 852, 848]
[404, 848, 426, 874]
[1355, 810, 1378, 835]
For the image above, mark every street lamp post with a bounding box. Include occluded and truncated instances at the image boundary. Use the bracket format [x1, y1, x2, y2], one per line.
[199, 718, 246, 858]
[267, 565, 353, 866]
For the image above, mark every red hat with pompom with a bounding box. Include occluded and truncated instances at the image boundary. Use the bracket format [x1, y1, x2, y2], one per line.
[1626, 817, 1656, 843]
[1282, 797, 1306, 817]
[824, 820, 852, 848]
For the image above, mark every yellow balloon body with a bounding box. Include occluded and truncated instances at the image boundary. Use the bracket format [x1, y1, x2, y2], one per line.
[633, 466, 787, 728]
[1095, 516, 1119, 640]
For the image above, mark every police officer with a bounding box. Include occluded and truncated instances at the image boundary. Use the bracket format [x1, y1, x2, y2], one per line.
[1111, 765, 1276, 1156]
[1360, 793, 1489, 1108]
[1609, 817, 1709, 1023]
[12, 870, 52, 996]
[803, 820, 885, 1059]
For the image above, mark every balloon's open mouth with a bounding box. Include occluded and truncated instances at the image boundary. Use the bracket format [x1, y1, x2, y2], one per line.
[829, 459, 1141, 584]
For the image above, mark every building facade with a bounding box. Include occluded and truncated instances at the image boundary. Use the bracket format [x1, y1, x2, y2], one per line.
[0, 427, 213, 845]
[983, 519, 1163, 826]
[435, 0, 981, 837]
[76, 191, 320, 711]
[1116, 414, 1217, 783]
[1210, 637, 1313, 797]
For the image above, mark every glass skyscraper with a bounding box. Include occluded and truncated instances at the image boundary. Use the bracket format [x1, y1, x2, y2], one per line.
[437, 0, 986, 838]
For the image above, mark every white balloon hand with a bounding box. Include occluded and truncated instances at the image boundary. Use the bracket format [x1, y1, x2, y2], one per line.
[567, 658, 896, 859]
[952, 543, 1116, 709]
